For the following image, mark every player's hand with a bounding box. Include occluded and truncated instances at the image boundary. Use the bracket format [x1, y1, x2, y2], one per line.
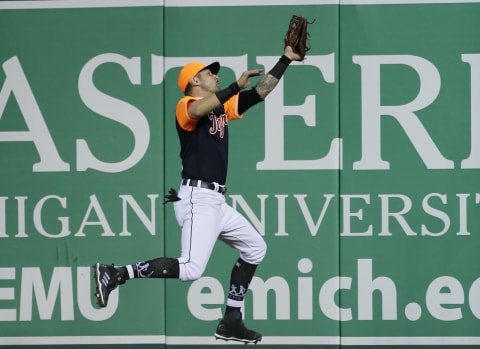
[284, 45, 302, 61]
[237, 69, 263, 89]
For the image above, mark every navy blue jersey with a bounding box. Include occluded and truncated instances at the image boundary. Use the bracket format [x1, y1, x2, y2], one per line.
[175, 95, 242, 185]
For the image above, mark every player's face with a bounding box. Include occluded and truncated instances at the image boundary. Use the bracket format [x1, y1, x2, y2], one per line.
[196, 69, 220, 93]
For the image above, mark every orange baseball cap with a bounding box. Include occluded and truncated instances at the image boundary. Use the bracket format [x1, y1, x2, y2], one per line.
[177, 61, 220, 92]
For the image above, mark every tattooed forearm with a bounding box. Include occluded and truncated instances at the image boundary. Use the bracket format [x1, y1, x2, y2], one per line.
[254, 74, 280, 99]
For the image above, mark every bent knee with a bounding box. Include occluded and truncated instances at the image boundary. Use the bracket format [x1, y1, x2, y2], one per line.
[243, 239, 267, 265]
[256, 240, 267, 262]
[178, 260, 205, 281]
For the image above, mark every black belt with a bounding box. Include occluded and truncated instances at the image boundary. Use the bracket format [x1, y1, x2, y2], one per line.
[182, 179, 227, 195]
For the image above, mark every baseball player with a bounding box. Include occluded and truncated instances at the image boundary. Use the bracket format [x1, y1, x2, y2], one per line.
[93, 45, 302, 344]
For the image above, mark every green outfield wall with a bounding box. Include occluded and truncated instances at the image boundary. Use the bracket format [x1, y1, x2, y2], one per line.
[1, 0, 480, 347]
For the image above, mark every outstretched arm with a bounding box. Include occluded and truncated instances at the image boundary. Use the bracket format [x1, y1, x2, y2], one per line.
[188, 69, 263, 119]
[254, 45, 302, 99]
[236, 46, 303, 114]
[189, 46, 301, 118]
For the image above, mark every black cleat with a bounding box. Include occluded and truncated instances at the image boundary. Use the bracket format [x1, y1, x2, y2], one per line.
[92, 263, 125, 307]
[214, 311, 262, 345]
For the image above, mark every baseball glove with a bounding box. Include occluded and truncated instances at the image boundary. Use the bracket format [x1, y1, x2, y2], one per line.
[284, 15, 312, 61]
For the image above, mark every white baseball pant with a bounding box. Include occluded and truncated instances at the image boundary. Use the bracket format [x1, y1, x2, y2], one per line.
[173, 184, 267, 281]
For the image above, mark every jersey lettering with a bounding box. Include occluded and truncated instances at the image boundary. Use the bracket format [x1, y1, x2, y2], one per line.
[209, 112, 228, 138]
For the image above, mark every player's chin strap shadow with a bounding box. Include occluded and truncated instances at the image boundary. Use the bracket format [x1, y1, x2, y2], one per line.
[164, 188, 181, 204]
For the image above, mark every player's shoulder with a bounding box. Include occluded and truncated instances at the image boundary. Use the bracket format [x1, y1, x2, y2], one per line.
[176, 95, 200, 115]
[176, 95, 201, 131]
[177, 95, 200, 107]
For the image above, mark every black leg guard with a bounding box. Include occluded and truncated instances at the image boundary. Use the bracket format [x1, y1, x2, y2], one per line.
[226, 258, 258, 308]
[132, 257, 179, 278]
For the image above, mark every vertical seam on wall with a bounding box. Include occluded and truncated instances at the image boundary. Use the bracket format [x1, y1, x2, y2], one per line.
[337, 0, 343, 341]
[161, 0, 168, 341]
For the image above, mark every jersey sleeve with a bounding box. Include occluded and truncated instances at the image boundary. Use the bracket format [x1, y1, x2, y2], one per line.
[176, 94, 244, 131]
[176, 96, 201, 131]
[224, 94, 244, 121]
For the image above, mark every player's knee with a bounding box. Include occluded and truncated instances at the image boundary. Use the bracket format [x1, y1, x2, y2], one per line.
[178, 261, 206, 281]
[244, 239, 267, 265]
[256, 239, 267, 262]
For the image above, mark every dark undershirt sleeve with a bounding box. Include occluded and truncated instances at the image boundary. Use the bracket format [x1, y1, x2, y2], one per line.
[237, 88, 264, 115]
